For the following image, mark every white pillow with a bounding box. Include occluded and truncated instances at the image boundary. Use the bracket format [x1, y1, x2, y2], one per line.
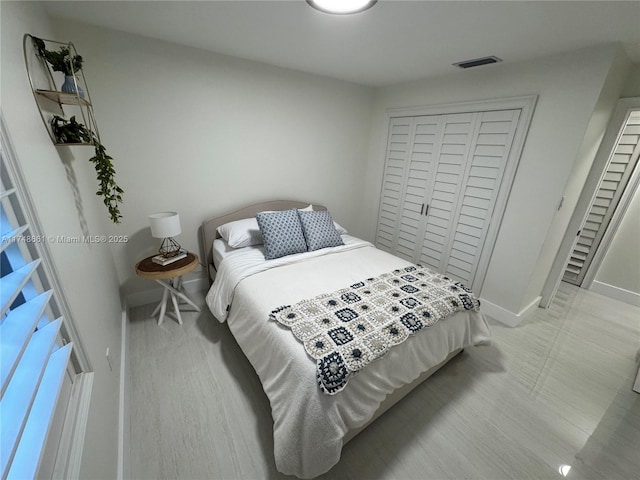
[217, 217, 263, 248]
[299, 205, 347, 234]
[333, 221, 347, 235]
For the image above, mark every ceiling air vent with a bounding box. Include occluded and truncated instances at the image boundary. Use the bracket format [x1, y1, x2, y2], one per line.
[453, 56, 502, 69]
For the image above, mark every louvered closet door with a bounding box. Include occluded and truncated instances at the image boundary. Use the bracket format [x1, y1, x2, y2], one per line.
[377, 107, 522, 292]
[563, 110, 640, 285]
[376, 118, 412, 252]
[394, 116, 442, 261]
[418, 113, 476, 271]
[441, 109, 521, 289]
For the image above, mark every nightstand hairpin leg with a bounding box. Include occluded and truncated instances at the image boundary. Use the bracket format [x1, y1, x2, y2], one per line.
[152, 287, 170, 325]
[153, 277, 201, 325]
[170, 287, 183, 325]
[155, 278, 201, 312]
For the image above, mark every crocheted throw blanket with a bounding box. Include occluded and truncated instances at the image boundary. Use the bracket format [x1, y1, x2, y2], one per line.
[269, 265, 481, 395]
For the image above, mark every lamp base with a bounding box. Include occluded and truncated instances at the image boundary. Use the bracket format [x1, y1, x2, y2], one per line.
[159, 237, 182, 258]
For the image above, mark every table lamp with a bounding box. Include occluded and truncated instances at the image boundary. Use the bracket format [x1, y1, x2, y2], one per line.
[149, 212, 182, 258]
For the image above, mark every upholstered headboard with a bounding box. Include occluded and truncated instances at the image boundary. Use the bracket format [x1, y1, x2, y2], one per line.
[200, 200, 326, 281]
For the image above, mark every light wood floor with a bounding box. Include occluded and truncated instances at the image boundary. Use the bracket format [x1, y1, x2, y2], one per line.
[127, 282, 640, 480]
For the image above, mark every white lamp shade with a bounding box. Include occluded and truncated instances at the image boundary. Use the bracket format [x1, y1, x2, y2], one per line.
[149, 212, 181, 238]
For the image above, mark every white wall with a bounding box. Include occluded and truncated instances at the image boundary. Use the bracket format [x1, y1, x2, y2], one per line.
[622, 64, 640, 97]
[594, 184, 640, 297]
[49, 19, 375, 298]
[1, 2, 122, 479]
[363, 45, 624, 317]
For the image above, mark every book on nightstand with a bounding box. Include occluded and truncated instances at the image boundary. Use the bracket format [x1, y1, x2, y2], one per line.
[152, 250, 187, 266]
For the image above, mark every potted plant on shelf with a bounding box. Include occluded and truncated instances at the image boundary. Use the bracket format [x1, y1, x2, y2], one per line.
[51, 115, 124, 223]
[33, 37, 85, 97]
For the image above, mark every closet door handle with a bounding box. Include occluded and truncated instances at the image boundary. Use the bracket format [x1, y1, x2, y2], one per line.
[420, 204, 425, 215]
[424, 204, 429, 217]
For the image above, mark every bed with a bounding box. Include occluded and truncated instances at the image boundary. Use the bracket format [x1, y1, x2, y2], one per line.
[201, 200, 491, 478]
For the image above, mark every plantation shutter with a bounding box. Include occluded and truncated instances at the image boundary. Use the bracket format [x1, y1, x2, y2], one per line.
[376, 117, 412, 252]
[418, 113, 475, 271]
[376, 103, 526, 293]
[442, 110, 520, 289]
[395, 116, 442, 261]
[0, 124, 74, 479]
[563, 110, 640, 285]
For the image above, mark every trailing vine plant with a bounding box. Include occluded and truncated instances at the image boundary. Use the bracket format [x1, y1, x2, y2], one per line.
[51, 115, 124, 223]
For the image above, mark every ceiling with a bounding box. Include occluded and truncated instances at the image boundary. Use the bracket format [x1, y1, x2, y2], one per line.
[43, 0, 640, 87]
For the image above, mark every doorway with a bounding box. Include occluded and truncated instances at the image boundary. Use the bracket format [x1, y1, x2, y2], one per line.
[563, 109, 640, 286]
[541, 97, 640, 307]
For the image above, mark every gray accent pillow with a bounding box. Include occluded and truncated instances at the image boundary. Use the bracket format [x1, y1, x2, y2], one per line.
[297, 210, 344, 252]
[256, 209, 308, 260]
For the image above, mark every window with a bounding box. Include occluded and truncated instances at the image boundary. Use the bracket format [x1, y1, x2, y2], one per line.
[0, 115, 90, 479]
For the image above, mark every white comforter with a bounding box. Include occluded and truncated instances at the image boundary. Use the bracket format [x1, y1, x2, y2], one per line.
[206, 237, 492, 478]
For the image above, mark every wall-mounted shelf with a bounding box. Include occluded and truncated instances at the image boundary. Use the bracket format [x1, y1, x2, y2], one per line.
[35, 90, 92, 107]
[23, 34, 124, 224]
[53, 143, 93, 147]
[23, 34, 100, 147]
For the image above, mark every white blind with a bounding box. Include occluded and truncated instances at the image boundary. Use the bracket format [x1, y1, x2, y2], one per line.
[0, 129, 73, 479]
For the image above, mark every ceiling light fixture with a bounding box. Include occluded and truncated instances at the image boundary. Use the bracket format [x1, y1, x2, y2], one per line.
[306, 0, 377, 15]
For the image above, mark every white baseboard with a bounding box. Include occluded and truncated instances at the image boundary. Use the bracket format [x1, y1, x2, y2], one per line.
[125, 274, 208, 308]
[590, 281, 640, 307]
[117, 300, 129, 480]
[479, 296, 542, 327]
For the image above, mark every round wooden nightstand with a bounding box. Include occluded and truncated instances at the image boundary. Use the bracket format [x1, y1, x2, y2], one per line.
[135, 252, 201, 325]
